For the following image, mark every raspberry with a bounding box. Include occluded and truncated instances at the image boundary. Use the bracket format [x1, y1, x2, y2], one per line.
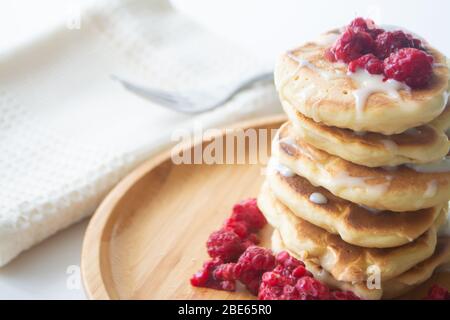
[259, 251, 326, 300]
[259, 270, 294, 300]
[223, 218, 249, 239]
[348, 54, 384, 74]
[295, 276, 331, 300]
[331, 290, 361, 300]
[374, 31, 421, 59]
[384, 48, 434, 88]
[328, 28, 374, 63]
[241, 233, 260, 249]
[276, 251, 308, 273]
[230, 198, 267, 232]
[292, 265, 307, 278]
[190, 258, 236, 291]
[424, 284, 450, 300]
[206, 229, 244, 262]
[348, 17, 384, 38]
[349, 17, 369, 32]
[234, 246, 276, 295]
[213, 263, 236, 281]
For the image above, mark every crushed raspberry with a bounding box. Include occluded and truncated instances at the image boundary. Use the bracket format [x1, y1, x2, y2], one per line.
[259, 251, 359, 300]
[213, 263, 236, 281]
[223, 218, 249, 239]
[191, 198, 267, 292]
[424, 284, 450, 300]
[327, 28, 374, 63]
[295, 276, 331, 300]
[348, 53, 384, 74]
[348, 17, 384, 39]
[331, 290, 361, 300]
[191, 199, 360, 300]
[242, 232, 261, 248]
[230, 198, 267, 232]
[374, 31, 421, 59]
[259, 270, 296, 300]
[190, 258, 236, 291]
[348, 17, 370, 32]
[326, 18, 432, 88]
[384, 48, 433, 88]
[206, 229, 244, 262]
[234, 246, 276, 295]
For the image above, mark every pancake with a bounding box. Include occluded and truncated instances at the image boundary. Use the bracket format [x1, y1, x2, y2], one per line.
[258, 182, 443, 283]
[275, 122, 450, 212]
[284, 99, 450, 167]
[274, 30, 449, 134]
[271, 230, 450, 300]
[431, 103, 450, 133]
[266, 161, 446, 248]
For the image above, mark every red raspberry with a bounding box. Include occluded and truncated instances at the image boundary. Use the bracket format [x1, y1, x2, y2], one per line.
[424, 284, 450, 300]
[259, 270, 294, 300]
[206, 229, 244, 262]
[235, 246, 276, 273]
[374, 31, 420, 59]
[349, 17, 369, 32]
[328, 28, 374, 63]
[223, 218, 249, 239]
[292, 265, 307, 278]
[230, 198, 267, 232]
[241, 233, 260, 248]
[190, 258, 236, 291]
[331, 290, 361, 300]
[324, 48, 336, 62]
[234, 246, 276, 295]
[348, 17, 384, 38]
[213, 263, 236, 281]
[259, 251, 324, 300]
[384, 48, 434, 88]
[295, 276, 331, 300]
[348, 53, 384, 74]
[276, 251, 307, 272]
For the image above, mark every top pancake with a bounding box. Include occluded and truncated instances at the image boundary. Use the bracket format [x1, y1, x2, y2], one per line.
[275, 30, 449, 134]
[283, 99, 450, 167]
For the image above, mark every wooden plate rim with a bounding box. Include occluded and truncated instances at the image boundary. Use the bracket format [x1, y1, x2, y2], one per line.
[80, 114, 286, 300]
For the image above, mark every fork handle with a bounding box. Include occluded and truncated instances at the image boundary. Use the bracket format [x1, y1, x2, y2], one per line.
[214, 71, 274, 108]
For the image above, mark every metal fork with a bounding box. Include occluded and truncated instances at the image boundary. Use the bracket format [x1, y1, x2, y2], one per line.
[111, 71, 274, 114]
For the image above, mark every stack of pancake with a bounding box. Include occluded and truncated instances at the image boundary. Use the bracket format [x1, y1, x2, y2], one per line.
[258, 30, 450, 299]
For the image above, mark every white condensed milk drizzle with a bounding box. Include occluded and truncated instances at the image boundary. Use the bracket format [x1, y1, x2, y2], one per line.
[348, 70, 410, 118]
[286, 51, 345, 81]
[309, 192, 328, 204]
[406, 157, 450, 173]
[267, 158, 295, 177]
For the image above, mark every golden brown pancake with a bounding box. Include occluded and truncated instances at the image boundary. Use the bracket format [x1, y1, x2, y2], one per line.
[271, 230, 450, 300]
[275, 30, 449, 134]
[283, 99, 450, 167]
[432, 103, 450, 133]
[258, 182, 443, 283]
[274, 122, 450, 212]
[266, 162, 446, 248]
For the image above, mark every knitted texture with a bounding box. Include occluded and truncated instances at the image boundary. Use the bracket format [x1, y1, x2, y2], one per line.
[0, 0, 279, 266]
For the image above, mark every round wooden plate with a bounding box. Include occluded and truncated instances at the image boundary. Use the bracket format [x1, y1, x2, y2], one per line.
[81, 114, 449, 300]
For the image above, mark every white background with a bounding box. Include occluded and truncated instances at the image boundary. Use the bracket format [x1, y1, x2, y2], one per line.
[0, 0, 448, 299]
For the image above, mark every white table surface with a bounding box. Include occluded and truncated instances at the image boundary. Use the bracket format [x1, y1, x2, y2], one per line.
[0, 0, 448, 299]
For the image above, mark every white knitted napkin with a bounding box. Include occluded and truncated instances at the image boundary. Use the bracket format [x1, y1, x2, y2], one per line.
[0, 0, 279, 266]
